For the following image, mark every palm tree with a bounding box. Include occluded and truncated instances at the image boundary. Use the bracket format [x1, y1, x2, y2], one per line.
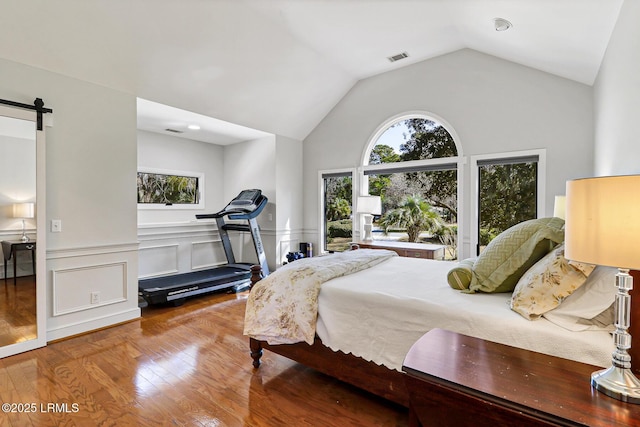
[379, 195, 442, 242]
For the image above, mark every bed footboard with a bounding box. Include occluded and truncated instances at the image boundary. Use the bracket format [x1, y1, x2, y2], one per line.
[247, 264, 408, 406]
[250, 335, 409, 407]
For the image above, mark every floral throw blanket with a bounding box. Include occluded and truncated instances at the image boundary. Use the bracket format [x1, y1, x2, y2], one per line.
[244, 249, 397, 345]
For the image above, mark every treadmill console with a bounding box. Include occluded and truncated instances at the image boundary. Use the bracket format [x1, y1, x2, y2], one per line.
[228, 189, 262, 209]
[195, 189, 267, 219]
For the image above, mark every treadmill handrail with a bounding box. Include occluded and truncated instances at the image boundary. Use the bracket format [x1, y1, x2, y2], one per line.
[196, 207, 250, 219]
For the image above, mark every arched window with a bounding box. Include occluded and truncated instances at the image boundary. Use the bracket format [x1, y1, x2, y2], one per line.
[359, 114, 461, 259]
[368, 117, 458, 164]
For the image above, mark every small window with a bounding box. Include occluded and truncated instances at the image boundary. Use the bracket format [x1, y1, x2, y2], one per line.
[137, 168, 204, 210]
[321, 170, 353, 252]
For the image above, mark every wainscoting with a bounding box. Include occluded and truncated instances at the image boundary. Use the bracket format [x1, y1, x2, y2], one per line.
[46, 242, 140, 341]
[138, 221, 301, 278]
[138, 222, 238, 279]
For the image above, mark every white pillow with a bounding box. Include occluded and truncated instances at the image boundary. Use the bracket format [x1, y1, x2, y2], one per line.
[542, 266, 617, 331]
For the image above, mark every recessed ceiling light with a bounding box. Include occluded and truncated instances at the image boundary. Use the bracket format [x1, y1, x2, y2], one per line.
[187, 124, 200, 130]
[493, 18, 512, 32]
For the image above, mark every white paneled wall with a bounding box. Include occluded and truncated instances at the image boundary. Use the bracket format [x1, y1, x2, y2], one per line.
[137, 220, 289, 280]
[46, 243, 139, 341]
[52, 261, 127, 316]
[138, 222, 236, 279]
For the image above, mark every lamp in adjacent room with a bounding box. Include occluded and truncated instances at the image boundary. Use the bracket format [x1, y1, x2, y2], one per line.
[553, 195, 566, 219]
[357, 196, 381, 242]
[565, 175, 640, 404]
[13, 202, 34, 242]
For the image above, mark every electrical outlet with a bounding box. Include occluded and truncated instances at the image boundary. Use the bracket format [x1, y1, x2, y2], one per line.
[90, 291, 100, 304]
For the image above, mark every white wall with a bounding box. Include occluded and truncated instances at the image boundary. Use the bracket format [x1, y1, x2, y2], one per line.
[0, 57, 140, 341]
[223, 136, 277, 202]
[223, 134, 306, 269]
[223, 136, 278, 269]
[303, 49, 594, 258]
[275, 135, 304, 264]
[137, 131, 304, 276]
[593, 0, 640, 176]
[137, 130, 225, 225]
[137, 130, 231, 279]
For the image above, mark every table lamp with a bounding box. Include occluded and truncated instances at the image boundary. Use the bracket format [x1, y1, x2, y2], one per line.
[357, 196, 381, 242]
[565, 175, 640, 404]
[553, 195, 566, 219]
[13, 202, 34, 242]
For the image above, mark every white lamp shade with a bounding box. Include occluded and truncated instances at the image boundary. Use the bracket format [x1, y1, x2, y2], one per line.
[565, 175, 640, 270]
[357, 196, 381, 215]
[13, 202, 34, 219]
[553, 195, 566, 220]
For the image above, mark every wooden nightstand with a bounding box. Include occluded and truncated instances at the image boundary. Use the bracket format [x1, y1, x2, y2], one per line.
[356, 240, 445, 260]
[402, 329, 640, 427]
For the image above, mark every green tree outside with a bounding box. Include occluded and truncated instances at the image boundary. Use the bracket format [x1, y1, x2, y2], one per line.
[478, 162, 537, 245]
[379, 195, 442, 243]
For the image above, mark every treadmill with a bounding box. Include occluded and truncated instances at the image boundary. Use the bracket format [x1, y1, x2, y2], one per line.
[138, 189, 269, 306]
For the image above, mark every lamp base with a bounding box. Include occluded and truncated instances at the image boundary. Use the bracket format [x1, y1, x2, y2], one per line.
[21, 219, 29, 242]
[592, 365, 640, 404]
[362, 214, 373, 242]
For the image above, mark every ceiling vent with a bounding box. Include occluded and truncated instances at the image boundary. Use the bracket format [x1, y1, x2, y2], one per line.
[388, 52, 409, 63]
[165, 128, 183, 134]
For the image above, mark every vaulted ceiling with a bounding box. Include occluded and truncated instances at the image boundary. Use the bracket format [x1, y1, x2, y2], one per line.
[0, 0, 624, 142]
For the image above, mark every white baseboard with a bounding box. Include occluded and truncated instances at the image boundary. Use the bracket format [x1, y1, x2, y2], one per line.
[46, 307, 141, 342]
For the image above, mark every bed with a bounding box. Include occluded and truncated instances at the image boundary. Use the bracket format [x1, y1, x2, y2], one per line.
[244, 219, 638, 407]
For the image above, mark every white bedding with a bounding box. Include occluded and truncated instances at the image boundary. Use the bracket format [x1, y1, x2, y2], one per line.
[315, 256, 614, 371]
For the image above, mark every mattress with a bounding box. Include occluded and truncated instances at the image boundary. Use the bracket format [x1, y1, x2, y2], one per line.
[315, 256, 614, 371]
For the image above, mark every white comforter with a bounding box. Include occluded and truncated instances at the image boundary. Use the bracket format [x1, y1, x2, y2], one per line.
[315, 256, 614, 371]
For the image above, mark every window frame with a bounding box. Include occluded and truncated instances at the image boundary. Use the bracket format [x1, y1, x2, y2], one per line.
[470, 149, 546, 256]
[137, 167, 205, 210]
[359, 112, 464, 258]
[318, 167, 356, 253]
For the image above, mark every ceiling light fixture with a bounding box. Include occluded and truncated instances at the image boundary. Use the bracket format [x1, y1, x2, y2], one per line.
[187, 124, 200, 130]
[493, 17, 512, 32]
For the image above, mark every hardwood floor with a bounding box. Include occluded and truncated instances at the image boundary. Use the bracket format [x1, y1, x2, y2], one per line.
[0, 276, 37, 347]
[0, 291, 408, 426]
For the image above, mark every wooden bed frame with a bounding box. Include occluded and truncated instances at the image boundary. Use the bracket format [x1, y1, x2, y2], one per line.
[247, 265, 640, 409]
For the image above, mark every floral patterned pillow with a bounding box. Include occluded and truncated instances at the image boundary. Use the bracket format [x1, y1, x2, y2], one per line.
[510, 244, 595, 320]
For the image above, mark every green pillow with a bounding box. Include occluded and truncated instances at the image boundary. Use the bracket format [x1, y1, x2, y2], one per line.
[447, 258, 476, 290]
[469, 217, 565, 293]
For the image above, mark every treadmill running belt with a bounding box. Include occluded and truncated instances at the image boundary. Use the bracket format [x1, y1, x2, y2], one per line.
[139, 267, 250, 305]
